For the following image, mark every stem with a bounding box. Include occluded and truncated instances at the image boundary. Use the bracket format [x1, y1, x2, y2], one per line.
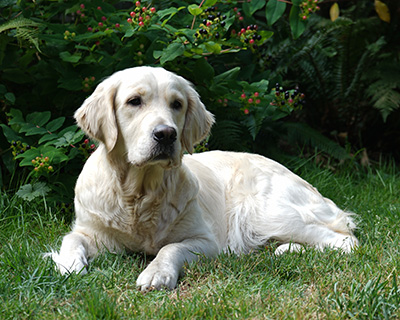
[191, 0, 205, 30]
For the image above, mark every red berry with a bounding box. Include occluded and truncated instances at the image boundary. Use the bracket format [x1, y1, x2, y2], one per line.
[127, 18, 133, 23]
[138, 21, 144, 27]
[145, 15, 150, 20]
[248, 98, 253, 103]
[234, 7, 238, 12]
[87, 27, 93, 32]
[244, 109, 249, 114]
[139, 16, 143, 21]
[76, 10, 81, 15]
[142, 7, 147, 12]
[81, 13, 85, 18]
[206, 21, 211, 26]
[249, 39, 254, 44]
[302, 15, 307, 20]
[135, 1, 141, 7]
[256, 99, 261, 104]
[240, 93, 246, 99]
[254, 92, 259, 97]
[97, 6, 102, 10]
[90, 144, 95, 149]
[80, 4, 85, 9]
[150, 7, 156, 13]
[101, 16, 107, 21]
[239, 16, 244, 21]
[84, 139, 89, 144]
[98, 22, 103, 27]
[130, 11, 136, 17]
[115, 23, 120, 28]
[240, 28, 246, 34]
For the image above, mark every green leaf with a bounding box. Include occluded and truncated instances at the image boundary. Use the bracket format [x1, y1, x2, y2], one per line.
[214, 67, 240, 83]
[46, 117, 65, 132]
[16, 182, 50, 201]
[188, 4, 203, 16]
[5, 92, 15, 104]
[59, 51, 82, 63]
[7, 108, 24, 126]
[0, 124, 22, 142]
[266, 0, 287, 26]
[204, 0, 218, 6]
[17, 146, 69, 166]
[20, 124, 48, 136]
[26, 111, 51, 127]
[193, 59, 215, 84]
[289, 5, 307, 39]
[205, 42, 221, 54]
[243, 0, 266, 16]
[159, 42, 185, 64]
[39, 133, 59, 145]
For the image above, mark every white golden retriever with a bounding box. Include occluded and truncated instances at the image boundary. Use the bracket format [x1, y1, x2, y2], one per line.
[51, 67, 358, 291]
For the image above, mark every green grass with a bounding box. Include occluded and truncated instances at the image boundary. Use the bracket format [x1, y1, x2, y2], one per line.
[1, 163, 400, 319]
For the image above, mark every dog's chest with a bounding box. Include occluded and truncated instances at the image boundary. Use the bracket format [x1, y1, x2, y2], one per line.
[107, 194, 180, 255]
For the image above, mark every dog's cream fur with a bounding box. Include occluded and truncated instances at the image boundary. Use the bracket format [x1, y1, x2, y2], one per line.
[50, 67, 358, 291]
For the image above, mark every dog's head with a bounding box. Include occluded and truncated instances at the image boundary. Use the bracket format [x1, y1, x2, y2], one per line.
[75, 67, 214, 168]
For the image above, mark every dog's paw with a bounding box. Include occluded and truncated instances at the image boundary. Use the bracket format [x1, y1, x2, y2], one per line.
[136, 262, 178, 292]
[274, 243, 304, 255]
[46, 251, 88, 275]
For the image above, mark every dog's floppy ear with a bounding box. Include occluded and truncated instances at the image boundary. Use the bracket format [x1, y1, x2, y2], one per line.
[182, 85, 215, 154]
[75, 81, 118, 152]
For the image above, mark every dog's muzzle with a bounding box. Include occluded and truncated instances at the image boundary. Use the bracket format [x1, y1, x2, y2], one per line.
[151, 125, 177, 161]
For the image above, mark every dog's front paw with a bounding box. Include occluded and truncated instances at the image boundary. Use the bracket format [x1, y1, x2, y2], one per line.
[47, 251, 88, 275]
[136, 261, 178, 292]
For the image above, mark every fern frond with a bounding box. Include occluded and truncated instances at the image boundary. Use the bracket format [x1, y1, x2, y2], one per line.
[209, 120, 247, 151]
[0, 17, 41, 52]
[284, 122, 350, 160]
[368, 84, 400, 121]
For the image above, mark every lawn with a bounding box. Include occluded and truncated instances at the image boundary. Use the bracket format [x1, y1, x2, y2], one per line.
[1, 162, 399, 319]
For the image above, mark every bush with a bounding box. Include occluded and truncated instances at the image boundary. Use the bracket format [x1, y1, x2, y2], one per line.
[1, 0, 312, 202]
[1, 0, 398, 202]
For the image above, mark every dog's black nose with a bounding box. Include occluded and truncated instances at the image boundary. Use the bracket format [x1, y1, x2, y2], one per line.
[152, 125, 177, 145]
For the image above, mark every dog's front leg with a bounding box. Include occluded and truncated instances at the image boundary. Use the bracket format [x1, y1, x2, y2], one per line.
[50, 231, 92, 275]
[136, 237, 218, 291]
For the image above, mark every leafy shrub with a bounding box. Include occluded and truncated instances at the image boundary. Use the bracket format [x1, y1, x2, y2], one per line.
[1, 0, 397, 202]
[1, 0, 316, 201]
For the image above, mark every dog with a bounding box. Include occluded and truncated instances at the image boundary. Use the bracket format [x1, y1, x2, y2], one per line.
[50, 66, 358, 291]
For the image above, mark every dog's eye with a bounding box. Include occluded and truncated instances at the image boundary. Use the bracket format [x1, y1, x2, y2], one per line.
[128, 97, 142, 107]
[171, 100, 182, 110]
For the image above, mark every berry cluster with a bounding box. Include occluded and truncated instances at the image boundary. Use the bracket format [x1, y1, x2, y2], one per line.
[127, 1, 156, 29]
[82, 76, 96, 91]
[79, 138, 96, 159]
[233, 7, 244, 21]
[272, 83, 305, 110]
[235, 25, 262, 51]
[194, 138, 210, 153]
[194, 6, 227, 40]
[31, 155, 54, 174]
[84, 5, 122, 34]
[216, 98, 229, 107]
[239, 91, 262, 115]
[300, 0, 321, 20]
[63, 30, 76, 40]
[11, 141, 31, 158]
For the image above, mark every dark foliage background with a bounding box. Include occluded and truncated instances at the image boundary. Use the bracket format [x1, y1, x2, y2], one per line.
[0, 0, 399, 204]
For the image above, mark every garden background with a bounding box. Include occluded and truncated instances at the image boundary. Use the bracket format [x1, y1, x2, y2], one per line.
[1, 0, 400, 319]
